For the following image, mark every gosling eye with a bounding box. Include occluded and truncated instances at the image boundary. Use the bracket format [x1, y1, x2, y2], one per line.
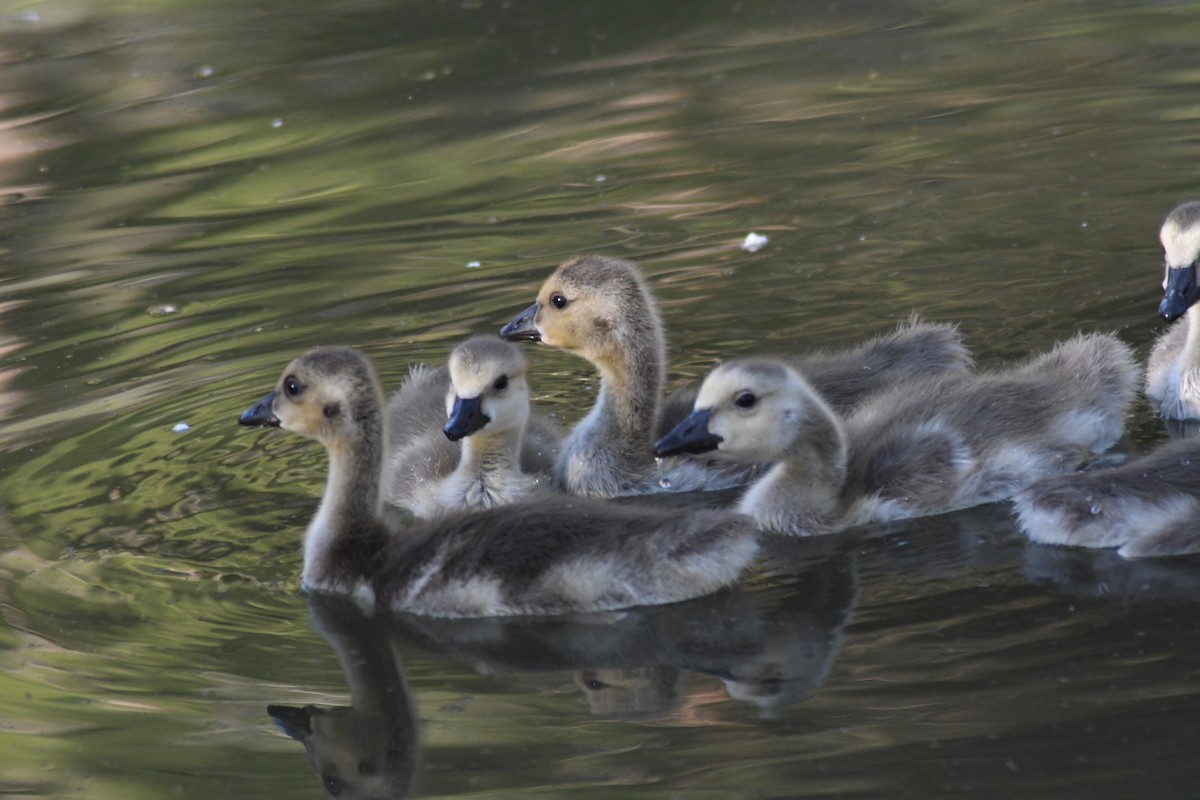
[734, 391, 757, 410]
[322, 772, 344, 796]
[283, 376, 303, 398]
[550, 292, 568, 310]
[493, 374, 509, 392]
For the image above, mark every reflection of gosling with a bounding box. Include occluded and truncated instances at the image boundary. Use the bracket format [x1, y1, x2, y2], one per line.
[704, 546, 856, 717]
[657, 334, 1138, 535]
[575, 666, 682, 720]
[501, 254, 971, 497]
[270, 701, 414, 799]
[1147, 202, 1200, 421]
[1016, 436, 1200, 558]
[1024, 537, 1200, 599]
[269, 595, 418, 800]
[239, 346, 759, 617]
[386, 336, 560, 517]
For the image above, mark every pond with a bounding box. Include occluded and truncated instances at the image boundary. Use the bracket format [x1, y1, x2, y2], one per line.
[1, 0, 1199, 797]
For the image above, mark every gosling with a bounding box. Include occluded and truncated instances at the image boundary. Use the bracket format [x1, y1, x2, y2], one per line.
[388, 336, 559, 517]
[655, 334, 1139, 536]
[1015, 437, 1200, 558]
[1147, 200, 1200, 420]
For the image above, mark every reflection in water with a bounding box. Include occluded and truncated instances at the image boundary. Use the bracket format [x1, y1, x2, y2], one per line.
[0, 301, 26, 420]
[574, 665, 683, 719]
[0, 54, 55, 432]
[390, 550, 857, 719]
[721, 539, 858, 715]
[5, 1, 1200, 796]
[1162, 418, 1200, 440]
[269, 595, 420, 800]
[1023, 543, 1200, 603]
[273, 552, 859, 795]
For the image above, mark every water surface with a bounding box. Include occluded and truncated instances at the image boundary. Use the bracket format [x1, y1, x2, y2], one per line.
[1, 1, 1199, 797]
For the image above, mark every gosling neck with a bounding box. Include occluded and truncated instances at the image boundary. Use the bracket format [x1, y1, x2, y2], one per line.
[782, 404, 849, 500]
[590, 322, 667, 447]
[304, 419, 386, 590]
[1182, 306, 1200, 372]
[745, 401, 849, 534]
[305, 596, 419, 788]
[308, 596, 410, 713]
[454, 423, 525, 484]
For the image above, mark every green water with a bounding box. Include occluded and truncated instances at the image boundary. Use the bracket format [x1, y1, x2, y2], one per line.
[1, 0, 1199, 797]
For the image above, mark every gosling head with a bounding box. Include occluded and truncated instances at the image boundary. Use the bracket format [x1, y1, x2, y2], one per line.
[239, 347, 383, 449]
[268, 704, 415, 800]
[443, 336, 530, 442]
[499, 255, 663, 364]
[1159, 201, 1200, 321]
[654, 360, 826, 463]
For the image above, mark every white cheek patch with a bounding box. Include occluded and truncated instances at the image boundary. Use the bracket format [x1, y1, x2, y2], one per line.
[706, 412, 731, 445]
[488, 394, 525, 433]
[708, 412, 759, 460]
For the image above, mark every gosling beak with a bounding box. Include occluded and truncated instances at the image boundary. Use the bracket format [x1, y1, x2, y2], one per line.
[239, 390, 280, 427]
[654, 409, 723, 457]
[1160, 263, 1200, 322]
[444, 395, 490, 441]
[267, 704, 313, 741]
[499, 301, 541, 342]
